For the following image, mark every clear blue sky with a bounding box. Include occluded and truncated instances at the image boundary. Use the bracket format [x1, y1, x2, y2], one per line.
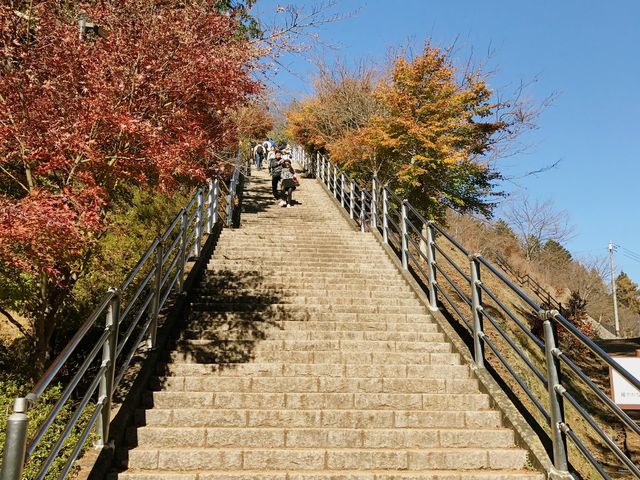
[252, 0, 640, 283]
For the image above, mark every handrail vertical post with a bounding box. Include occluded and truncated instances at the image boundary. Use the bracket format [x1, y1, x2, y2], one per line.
[149, 240, 163, 348]
[206, 180, 214, 235]
[340, 174, 345, 208]
[360, 190, 366, 233]
[315, 154, 320, 179]
[542, 312, 569, 474]
[401, 201, 408, 269]
[321, 155, 325, 183]
[469, 254, 484, 367]
[425, 221, 437, 310]
[349, 181, 355, 219]
[1, 398, 29, 480]
[227, 169, 237, 229]
[179, 210, 187, 292]
[211, 178, 219, 226]
[382, 188, 389, 244]
[371, 177, 378, 229]
[193, 189, 203, 257]
[333, 165, 338, 198]
[96, 290, 120, 447]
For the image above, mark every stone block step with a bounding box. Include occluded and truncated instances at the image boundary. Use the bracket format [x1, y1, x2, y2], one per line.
[182, 312, 436, 325]
[129, 426, 515, 449]
[206, 268, 405, 278]
[188, 303, 426, 315]
[207, 269, 404, 279]
[167, 351, 462, 366]
[268, 320, 439, 332]
[149, 376, 479, 394]
[126, 447, 529, 471]
[173, 339, 452, 354]
[145, 391, 491, 410]
[197, 281, 411, 291]
[117, 470, 544, 480]
[192, 287, 415, 298]
[191, 290, 422, 308]
[191, 295, 421, 307]
[179, 331, 445, 343]
[136, 408, 501, 429]
[159, 363, 470, 379]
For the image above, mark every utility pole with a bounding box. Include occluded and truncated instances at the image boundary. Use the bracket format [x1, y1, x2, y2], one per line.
[609, 241, 620, 337]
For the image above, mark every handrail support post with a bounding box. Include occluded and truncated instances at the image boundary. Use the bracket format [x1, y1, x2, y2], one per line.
[349, 181, 355, 219]
[340, 174, 345, 208]
[0, 398, 30, 480]
[469, 254, 485, 367]
[148, 240, 163, 348]
[371, 177, 378, 229]
[360, 190, 366, 233]
[96, 289, 120, 448]
[401, 201, 408, 269]
[179, 210, 187, 292]
[382, 189, 389, 244]
[211, 178, 219, 228]
[333, 165, 338, 198]
[541, 311, 569, 474]
[425, 222, 437, 310]
[193, 189, 204, 257]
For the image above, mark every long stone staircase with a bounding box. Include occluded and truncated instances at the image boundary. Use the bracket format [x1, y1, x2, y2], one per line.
[117, 167, 543, 479]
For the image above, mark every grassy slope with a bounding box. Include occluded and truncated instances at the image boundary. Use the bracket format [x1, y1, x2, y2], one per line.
[405, 235, 636, 479]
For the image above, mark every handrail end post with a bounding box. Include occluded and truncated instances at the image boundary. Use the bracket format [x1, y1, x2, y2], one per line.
[1, 400, 29, 480]
[542, 316, 569, 474]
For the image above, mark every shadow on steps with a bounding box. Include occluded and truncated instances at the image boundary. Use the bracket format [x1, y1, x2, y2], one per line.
[158, 268, 292, 373]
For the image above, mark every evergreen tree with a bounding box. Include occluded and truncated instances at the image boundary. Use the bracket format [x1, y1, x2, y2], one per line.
[616, 272, 640, 314]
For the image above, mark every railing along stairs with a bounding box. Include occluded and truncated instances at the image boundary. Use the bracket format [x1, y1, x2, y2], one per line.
[0, 153, 249, 480]
[295, 146, 640, 480]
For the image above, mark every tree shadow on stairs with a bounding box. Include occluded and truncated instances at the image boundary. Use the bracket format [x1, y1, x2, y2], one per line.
[160, 268, 294, 372]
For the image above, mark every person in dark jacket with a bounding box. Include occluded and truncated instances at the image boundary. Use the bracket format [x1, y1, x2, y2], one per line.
[270, 150, 283, 199]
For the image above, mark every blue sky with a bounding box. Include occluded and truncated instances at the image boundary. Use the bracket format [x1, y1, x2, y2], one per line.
[252, 0, 640, 282]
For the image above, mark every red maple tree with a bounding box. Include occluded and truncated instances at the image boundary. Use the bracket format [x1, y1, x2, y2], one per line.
[0, 0, 261, 373]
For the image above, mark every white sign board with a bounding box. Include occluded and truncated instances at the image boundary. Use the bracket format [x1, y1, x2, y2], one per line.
[610, 356, 640, 409]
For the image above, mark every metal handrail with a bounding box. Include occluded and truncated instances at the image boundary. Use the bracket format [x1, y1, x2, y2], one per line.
[0, 154, 244, 480]
[294, 147, 640, 479]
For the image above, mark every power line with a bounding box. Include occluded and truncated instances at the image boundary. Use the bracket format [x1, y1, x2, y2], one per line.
[619, 252, 640, 264]
[618, 245, 640, 257]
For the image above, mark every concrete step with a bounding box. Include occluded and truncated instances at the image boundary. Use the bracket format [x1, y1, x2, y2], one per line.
[192, 287, 415, 298]
[126, 447, 529, 471]
[181, 313, 437, 326]
[167, 350, 462, 366]
[159, 363, 470, 379]
[136, 408, 501, 429]
[179, 330, 445, 343]
[145, 391, 492, 410]
[129, 426, 515, 449]
[149, 376, 479, 394]
[117, 470, 544, 480]
[173, 339, 452, 353]
[195, 281, 414, 292]
[188, 303, 426, 315]
[190, 295, 422, 307]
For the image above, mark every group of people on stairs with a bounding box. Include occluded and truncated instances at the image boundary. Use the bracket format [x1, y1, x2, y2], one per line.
[253, 140, 300, 208]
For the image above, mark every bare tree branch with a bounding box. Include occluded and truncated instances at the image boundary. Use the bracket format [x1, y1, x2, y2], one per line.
[0, 306, 33, 341]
